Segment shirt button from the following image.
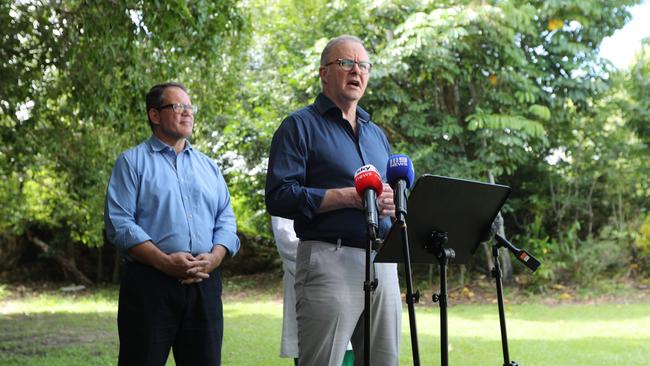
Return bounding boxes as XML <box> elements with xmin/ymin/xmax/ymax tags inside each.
<box><xmin>188</xmin><ymin>214</ymin><xmax>193</xmax><ymax>219</ymax></box>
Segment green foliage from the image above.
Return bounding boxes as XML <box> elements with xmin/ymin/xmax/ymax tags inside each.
<box><xmin>1</xmin><ymin>1</ymin><xmax>249</xmax><ymax>257</ymax></box>
<box><xmin>625</xmin><ymin>38</ymin><xmax>650</xmax><ymax>144</ymax></box>
<box><xmin>1</xmin><ymin>0</ymin><xmax>648</xmax><ymax>284</ymax></box>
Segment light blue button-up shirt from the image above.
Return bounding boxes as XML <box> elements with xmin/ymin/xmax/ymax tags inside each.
<box><xmin>105</xmin><ymin>135</ymin><xmax>240</xmax><ymax>257</ymax></box>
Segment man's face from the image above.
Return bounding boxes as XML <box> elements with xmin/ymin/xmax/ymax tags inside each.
<box><xmin>320</xmin><ymin>41</ymin><xmax>370</xmax><ymax>106</ymax></box>
<box><xmin>149</xmin><ymin>87</ymin><xmax>194</xmax><ymax>142</ymax></box>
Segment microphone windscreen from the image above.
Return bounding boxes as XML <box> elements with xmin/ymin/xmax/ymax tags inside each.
<box><xmin>354</xmin><ymin>165</ymin><xmax>383</xmax><ymax>197</ymax></box>
<box><xmin>386</xmin><ymin>154</ymin><xmax>415</xmax><ymax>188</ymax></box>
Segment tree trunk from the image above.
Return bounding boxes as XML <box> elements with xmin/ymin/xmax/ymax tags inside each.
<box><xmin>26</xmin><ymin>231</ymin><xmax>93</xmax><ymax>286</ymax></box>
<box><xmin>112</xmin><ymin>250</ymin><xmax>122</xmax><ymax>284</ymax></box>
<box><xmin>482</xmin><ymin>241</ymin><xmax>494</xmax><ymax>272</ymax></box>
<box><xmin>487</xmin><ymin>173</ymin><xmax>513</xmax><ymax>283</ymax></box>
<box><xmin>496</xmin><ymin>213</ymin><xmax>514</xmax><ymax>283</ymax></box>
<box><xmin>96</xmin><ymin>246</ymin><xmax>103</xmax><ymax>283</ymax></box>
<box><xmin>459</xmin><ymin>265</ymin><xmax>466</xmax><ymax>288</ymax></box>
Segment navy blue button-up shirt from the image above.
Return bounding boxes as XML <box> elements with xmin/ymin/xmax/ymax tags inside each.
<box><xmin>265</xmin><ymin>93</ymin><xmax>392</xmax><ymax>245</ymax></box>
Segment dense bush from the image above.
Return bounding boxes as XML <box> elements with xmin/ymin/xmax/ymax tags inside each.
<box><xmin>1</xmin><ymin>0</ymin><xmax>647</xmax><ymax>286</ymax></box>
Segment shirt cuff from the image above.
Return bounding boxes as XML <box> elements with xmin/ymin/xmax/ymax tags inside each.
<box><xmin>213</xmin><ymin>231</ymin><xmax>241</xmax><ymax>256</ymax></box>
<box><xmin>303</xmin><ymin>187</ymin><xmax>327</xmax><ymax>220</ymax></box>
<box><xmin>112</xmin><ymin>226</ymin><xmax>152</xmax><ymax>252</ymax></box>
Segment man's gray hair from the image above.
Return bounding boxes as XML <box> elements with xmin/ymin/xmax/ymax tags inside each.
<box><xmin>320</xmin><ymin>35</ymin><xmax>365</xmax><ymax>66</ymax></box>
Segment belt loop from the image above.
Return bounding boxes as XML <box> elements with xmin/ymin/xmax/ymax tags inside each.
<box><xmin>336</xmin><ymin>238</ymin><xmax>342</xmax><ymax>250</ymax></box>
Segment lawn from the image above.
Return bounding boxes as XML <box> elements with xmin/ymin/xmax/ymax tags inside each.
<box><xmin>0</xmin><ymin>282</ymin><xmax>649</xmax><ymax>365</ymax></box>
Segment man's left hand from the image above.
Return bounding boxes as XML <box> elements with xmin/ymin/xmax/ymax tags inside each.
<box><xmin>180</xmin><ymin>245</ymin><xmax>228</xmax><ymax>284</ymax></box>
<box><xmin>378</xmin><ymin>183</ymin><xmax>395</xmax><ymax>217</ymax></box>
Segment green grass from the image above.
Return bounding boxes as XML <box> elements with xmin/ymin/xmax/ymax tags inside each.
<box><xmin>1</xmin><ymin>285</ymin><xmax>649</xmax><ymax>365</ymax></box>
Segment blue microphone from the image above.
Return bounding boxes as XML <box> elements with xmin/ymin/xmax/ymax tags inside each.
<box><xmin>386</xmin><ymin>154</ymin><xmax>415</xmax><ymax>219</ymax></box>
<box><xmin>387</xmin><ymin>154</ymin><xmax>415</xmax><ymax>189</ymax></box>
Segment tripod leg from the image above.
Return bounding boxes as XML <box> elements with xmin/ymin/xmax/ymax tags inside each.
<box><xmin>364</xmin><ymin>242</ymin><xmax>372</xmax><ymax>366</ymax></box>
<box><xmin>492</xmin><ymin>245</ymin><xmax>515</xmax><ymax>366</ymax></box>
<box><xmin>432</xmin><ymin>248</ymin><xmax>452</xmax><ymax>366</ymax></box>
<box><xmin>400</xmin><ymin>221</ymin><xmax>421</xmax><ymax>366</ymax></box>
<box><xmin>363</xmin><ymin>228</ymin><xmax>378</xmax><ymax>366</ymax></box>
<box><xmin>440</xmin><ymin>259</ymin><xmax>448</xmax><ymax>366</ymax></box>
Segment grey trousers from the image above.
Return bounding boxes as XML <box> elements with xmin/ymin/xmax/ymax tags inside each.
<box><xmin>295</xmin><ymin>240</ymin><xmax>402</xmax><ymax>366</ymax></box>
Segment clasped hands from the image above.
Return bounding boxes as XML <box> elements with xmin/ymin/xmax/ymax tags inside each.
<box><xmin>164</xmin><ymin>246</ymin><xmax>226</xmax><ymax>285</ymax></box>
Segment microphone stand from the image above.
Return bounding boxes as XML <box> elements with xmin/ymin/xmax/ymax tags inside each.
<box><xmin>491</xmin><ymin>238</ymin><xmax>518</xmax><ymax>366</ymax></box>
<box><xmin>394</xmin><ymin>180</ymin><xmax>421</xmax><ymax>366</ymax></box>
<box><xmin>364</xmin><ymin>225</ymin><xmax>378</xmax><ymax>366</ymax></box>
<box><xmin>427</xmin><ymin>231</ymin><xmax>453</xmax><ymax>366</ymax></box>
<box><xmin>491</xmin><ymin>233</ymin><xmax>540</xmax><ymax>366</ymax></box>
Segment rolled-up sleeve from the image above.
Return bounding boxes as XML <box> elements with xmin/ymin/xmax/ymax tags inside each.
<box><xmin>265</xmin><ymin>116</ymin><xmax>326</xmax><ymax>221</ymax></box>
<box><xmin>211</xmin><ymin>168</ymin><xmax>240</xmax><ymax>256</ymax></box>
<box><xmin>104</xmin><ymin>154</ymin><xmax>151</xmax><ymax>252</ymax></box>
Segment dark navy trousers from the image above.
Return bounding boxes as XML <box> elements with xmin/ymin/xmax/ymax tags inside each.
<box><xmin>117</xmin><ymin>261</ymin><xmax>223</xmax><ymax>366</ymax></box>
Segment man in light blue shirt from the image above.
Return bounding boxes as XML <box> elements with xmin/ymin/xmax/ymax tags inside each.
<box><xmin>105</xmin><ymin>82</ymin><xmax>239</xmax><ymax>366</ymax></box>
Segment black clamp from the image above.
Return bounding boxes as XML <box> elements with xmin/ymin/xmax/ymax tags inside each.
<box><xmin>406</xmin><ymin>290</ymin><xmax>421</xmax><ymax>304</ymax></box>
<box><xmin>364</xmin><ymin>279</ymin><xmax>378</xmax><ymax>292</ymax></box>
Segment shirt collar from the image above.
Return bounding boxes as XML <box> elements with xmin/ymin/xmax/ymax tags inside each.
<box><xmin>314</xmin><ymin>93</ymin><xmax>370</xmax><ymax>124</ymax></box>
<box><xmin>148</xmin><ymin>135</ymin><xmax>193</xmax><ymax>153</ymax></box>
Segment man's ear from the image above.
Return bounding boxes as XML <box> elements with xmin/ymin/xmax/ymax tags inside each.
<box><xmin>148</xmin><ymin>108</ymin><xmax>160</xmax><ymax>126</ymax></box>
<box><xmin>319</xmin><ymin>66</ymin><xmax>328</xmax><ymax>84</ymax></box>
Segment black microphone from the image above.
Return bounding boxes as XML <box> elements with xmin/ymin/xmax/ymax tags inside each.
<box><xmin>495</xmin><ymin>234</ymin><xmax>541</xmax><ymax>272</ymax></box>
<box><xmin>483</xmin><ymin>216</ymin><xmax>540</xmax><ymax>272</ymax></box>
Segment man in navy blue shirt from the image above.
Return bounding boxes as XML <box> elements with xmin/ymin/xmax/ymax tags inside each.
<box><xmin>105</xmin><ymin>82</ymin><xmax>239</xmax><ymax>366</ymax></box>
<box><xmin>266</xmin><ymin>35</ymin><xmax>402</xmax><ymax>366</ymax></box>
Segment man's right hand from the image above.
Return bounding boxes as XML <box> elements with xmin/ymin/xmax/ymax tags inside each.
<box><xmin>128</xmin><ymin>241</ymin><xmax>210</xmax><ymax>283</ymax></box>
<box><xmin>317</xmin><ymin>187</ymin><xmax>363</xmax><ymax>214</ymax></box>
<box><xmin>162</xmin><ymin>252</ymin><xmax>210</xmax><ymax>282</ymax></box>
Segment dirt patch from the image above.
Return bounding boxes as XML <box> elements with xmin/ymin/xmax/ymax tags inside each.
<box><xmin>0</xmin><ymin>317</ymin><xmax>115</xmax><ymax>357</ymax></box>
<box><xmin>3</xmin><ymin>273</ymin><xmax>650</xmax><ymax>306</ymax></box>
<box><xmin>412</xmin><ymin>275</ymin><xmax>650</xmax><ymax>307</ymax></box>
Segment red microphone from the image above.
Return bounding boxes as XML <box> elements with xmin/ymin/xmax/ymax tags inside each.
<box><xmin>354</xmin><ymin>165</ymin><xmax>383</xmax><ymax>235</ymax></box>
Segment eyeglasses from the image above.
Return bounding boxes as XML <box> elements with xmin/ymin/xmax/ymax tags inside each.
<box><xmin>324</xmin><ymin>58</ymin><xmax>372</xmax><ymax>74</ymax></box>
<box><xmin>157</xmin><ymin>103</ymin><xmax>199</xmax><ymax>114</ymax></box>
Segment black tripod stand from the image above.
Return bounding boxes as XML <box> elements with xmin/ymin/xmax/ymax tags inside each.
<box><xmin>363</xmin><ymin>226</ymin><xmax>378</xmax><ymax>366</ymax></box>
<box><xmin>490</xmin><ymin>233</ymin><xmax>541</xmax><ymax>366</ymax></box>
<box><xmin>427</xmin><ymin>231</ymin><xmax>453</xmax><ymax>366</ymax></box>
<box><xmin>376</xmin><ymin>174</ymin><xmax>512</xmax><ymax>366</ymax></box>
<box><xmin>394</xmin><ymin>179</ymin><xmax>421</xmax><ymax>366</ymax></box>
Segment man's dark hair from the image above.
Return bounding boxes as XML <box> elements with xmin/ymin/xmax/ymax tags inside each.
<box><xmin>145</xmin><ymin>82</ymin><xmax>188</xmax><ymax>127</ymax></box>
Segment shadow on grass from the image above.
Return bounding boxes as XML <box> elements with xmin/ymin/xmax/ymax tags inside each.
<box><xmin>1</xmin><ymin>304</ymin><xmax>649</xmax><ymax>366</ymax></box>
<box><xmin>0</xmin><ymin>312</ymin><xmax>118</xmax><ymax>366</ymax></box>
<box><xmin>426</xmin><ymin>302</ymin><xmax>650</xmax><ymax>323</ymax></box>
<box><xmin>224</xmin><ymin>306</ymin><xmax>650</xmax><ymax>366</ymax></box>
<box><xmin>404</xmin><ymin>333</ymin><xmax>650</xmax><ymax>366</ymax></box>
